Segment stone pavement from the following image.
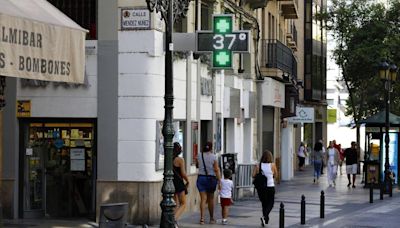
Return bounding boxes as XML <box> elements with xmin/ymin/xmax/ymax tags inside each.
<box><xmin>2</xmin><ymin>166</ymin><xmax>399</xmax><ymax>227</ymax></box>
<box><xmin>177</xmin><ymin>166</ymin><xmax>400</xmax><ymax>228</ymax></box>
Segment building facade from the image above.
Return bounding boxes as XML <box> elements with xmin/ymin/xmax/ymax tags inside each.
<box><xmin>0</xmin><ymin>0</ymin><xmax>327</xmax><ymax>225</ymax></box>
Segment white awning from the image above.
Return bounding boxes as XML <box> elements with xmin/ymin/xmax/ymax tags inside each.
<box><xmin>0</xmin><ymin>0</ymin><xmax>87</xmax><ymax>83</ymax></box>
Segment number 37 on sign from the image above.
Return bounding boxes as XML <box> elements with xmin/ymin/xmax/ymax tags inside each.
<box><xmin>196</xmin><ymin>14</ymin><xmax>250</xmax><ymax>69</ymax></box>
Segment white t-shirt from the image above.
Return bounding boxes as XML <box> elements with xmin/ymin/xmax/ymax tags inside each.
<box><xmin>298</xmin><ymin>146</ymin><xmax>306</xmax><ymax>157</ymax></box>
<box><xmin>219</xmin><ymin>178</ymin><xmax>233</xmax><ymax>198</ymax></box>
<box><xmin>261</xmin><ymin>163</ymin><xmax>275</xmax><ymax>187</ymax></box>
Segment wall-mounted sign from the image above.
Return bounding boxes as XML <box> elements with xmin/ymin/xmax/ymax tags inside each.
<box><xmin>121</xmin><ymin>8</ymin><xmax>151</xmax><ymax>30</ymax></box>
<box><xmin>17</xmin><ymin>100</ymin><xmax>31</xmax><ymax>117</ymax></box>
<box><xmin>327</xmin><ymin>109</ymin><xmax>337</xmax><ymax>123</ymax></box>
<box><xmin>261</xmin><ymin>77</ymin><xmax>285</xmax><ymax>108</ymax></box>
<box><xmin>287</xmin><ymin>106</ymin><xmax>315</xmax><ymax>123</ymax></box>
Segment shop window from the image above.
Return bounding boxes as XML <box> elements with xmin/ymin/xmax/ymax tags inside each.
<box><xmin>156</xmin><ymin>120</ymin><xmax>186</xmax><ymax>170</ymax></box>
<box><xmin>201</xmin><ymin>1</ymin><xmax>213</xmax><ymax>30</ymax></box>
<box><xmin>48</xmin><ymin>0</ymin><xmax>97</xmax><ymax>40</ymax></box>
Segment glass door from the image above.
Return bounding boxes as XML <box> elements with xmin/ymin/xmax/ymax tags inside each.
<box><xmin>23</xmin><ymin>144</ymin><xmax>45</xmax><ymax>218</ymax></box>
<box><xmin>23</xmin><ymin>121</ymin><xmax>96</xmax><ymax>219</ymax></box>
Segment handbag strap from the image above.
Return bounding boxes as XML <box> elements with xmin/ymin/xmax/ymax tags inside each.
<box><xmin>201</xmin><ymin>152</ymin><xmax>208</xmax><ymax>176</ymax></box>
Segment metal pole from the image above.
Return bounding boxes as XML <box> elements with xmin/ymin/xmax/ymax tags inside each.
<box><xmin>380</xmin><ymin>181</ymin><xmax>383</xmax><ymax>200</ymax></box>
<box><xmin>160</xmin><ymin>1</ymin><xmax>176</xmax><ymax>227</ymax></box>
<box><xmin>370</xmin><ymin>183</ymin><xmax>373</xmax><ymax>203</ymax></box>
<box><xmin>300</xmin><ymin>195</ymin><xmax>305</xmax><ymax>225</ymax></box>
<box><xmin>384</xmin><ymin>80</ymin><xmax>390</xmax><ymax>196</ymax></box>
<box><xmin>279</xmin><ymin>202</ymin><xmax>285</xmax><ymax>228</ymax></box>
<box><xmin>320</xmin><ymin>191</ymin><xmax>325</xmax><ymax>218</ymax></box>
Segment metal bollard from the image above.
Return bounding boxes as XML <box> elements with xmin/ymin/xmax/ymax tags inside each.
<box><xmin>369</xmin><ymin>184</ymin><xmax>373</xmax><ymax>203</ymax></box>
<box><xmin>301</xmin><ymin>195</ymin><xmax>306</xmax><ymax>225</ymax></box>
<box><xmin>279</xmin><ymin>202</ymin><xmax>285</xmax><ymax>228</ymax></box>
<box><xmin>320</xmin><ymin>191</ymin><xmax>325</xmax><ymax>218</ymax></box>
<box><xmin>380</xmin><ymin>182</ymin><xmax>383</xmax><ymax>200</ymax></box>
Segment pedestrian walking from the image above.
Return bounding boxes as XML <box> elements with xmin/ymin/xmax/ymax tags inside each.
<box><xmin>326</xmin><ymin>141</ymin><xmax>340</xmax><ymax>187</ymax></box>
<box><xmin>312</xmin><ymin>141</ymin><xmax>324</xmax><ymax>183</ymax></box>
<box><xmin>320</xmin><ymin>139</ymin><xmax>326</xmax><ymax>175</ymax></box>
<box><xmin>297</xmin><ymin>142</ymin><xmax>307</xmax><ymax>171</ymax></box>
<box><xmin>344</xmin><ymin>141</ymin><xmax>358</xmax><ymax>188</ymax></box>
<box><xmin>196</xmin><ymin>142</ymin><xmax>221</xmax><ymax>225</ymax></box>
<box><xmin>172</xmin><ymin>142</ymin><xmax>189</xmax><ymax>227</ymax></box>
<box><xmin>252</xmin><ymin>150</ymin><xmax>278</xmax><ymax>227</ymax></box>
<box><xmin>219</xmin><ymin>169</ymin><xmax>234</xmax><ymax>225</ymax></box>
<box><xmin>339</xmin><ymin>145</ymin><xmax>345</xmax><ymax>174</ymax></box>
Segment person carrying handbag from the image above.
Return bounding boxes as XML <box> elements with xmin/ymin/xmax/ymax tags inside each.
<box><xmin>196</xmin><ymin>142</ymin><xmax>221</xmax><ymax>225</ymax></box>
<box><xmin>252</xmin><ymin>150</ymin><xmax>278</xmax><ymax>227</ymax></box>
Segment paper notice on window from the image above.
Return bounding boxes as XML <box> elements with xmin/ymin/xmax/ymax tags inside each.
<box><xmin>71</xmin><ymin>159</ymin><xmax>85</xmax><ymax>171</ymax></box>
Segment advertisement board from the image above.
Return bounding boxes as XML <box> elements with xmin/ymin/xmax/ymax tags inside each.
<box><xmin>381</xmin><ymin>133</ymin><xmax>398</xmax><ymax>184</ymax></box>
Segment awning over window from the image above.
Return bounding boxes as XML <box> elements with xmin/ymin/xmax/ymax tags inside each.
<box><xmin>0</xmin><ymin>0</ymin><xmax>87</xmax><ymax>83</ymax></box>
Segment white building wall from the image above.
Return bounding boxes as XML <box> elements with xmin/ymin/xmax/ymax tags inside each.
<box><xmin>117</xmin><ymin>30</ymin><xmax>165</xmax><ymax>181</ymax></box>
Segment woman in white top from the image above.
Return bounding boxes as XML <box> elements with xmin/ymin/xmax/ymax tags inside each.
<box><xmin>326</xmin><ymin>141</ymin><xmax>340</xmax><ymax>187</ymax></box>
<box><xmin>252</xmin><ymin>150</ymin><xmax>278</xmax><ymax>227</ymax></box>
<box><xmin>297</xmin><ymin>142</ymin><xmax>307</xmax><ymax>171</ymax></box>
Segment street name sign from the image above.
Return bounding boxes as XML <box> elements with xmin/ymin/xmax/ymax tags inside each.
<box><xmin>196</xmin><ymin>14</ymin><xmax>250</xmax><ymax>69</ymax></box>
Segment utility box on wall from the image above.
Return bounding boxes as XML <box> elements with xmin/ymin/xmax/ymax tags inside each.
<box><xmin>221</xmin><ymin>153</ymin><xmax>237</xmax><ymax>174</ymax></box>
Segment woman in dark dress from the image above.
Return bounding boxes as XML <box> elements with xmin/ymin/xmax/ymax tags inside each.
<box><xmin>173</xmin><ymin>142</ymin><xmax>189</xmax><ymax>226</ymax></box>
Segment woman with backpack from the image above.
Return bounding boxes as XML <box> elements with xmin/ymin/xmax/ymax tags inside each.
<box><xmin>252</xmin><ymin>150</ymin><xmax>278</xmax><ymax>227</ymax></box>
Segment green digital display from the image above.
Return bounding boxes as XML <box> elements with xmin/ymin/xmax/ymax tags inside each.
<box><xmin>196</xmin><ymin>14</ymin><xmax>250</xmax><ymax>69</ymax></box>
<box><xmin>213</xmin><ymin>51</ymin><xmax>232</xmax><ymax>68</ymax></box>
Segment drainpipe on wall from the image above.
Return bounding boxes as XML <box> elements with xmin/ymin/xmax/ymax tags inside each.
<box><xmin>186</xmin><ymin>52</ymin><xmax>193</xmax><ymax>171</ymax></box>
<box><xmin>212</xmin><ymin>70</ymin><xmax>217</xmax><ymax>154</ymax></box>
<box><xmin>256</xmin><ymin>80</ymin><xmax>263</xmax><ymax>160</ymax></box>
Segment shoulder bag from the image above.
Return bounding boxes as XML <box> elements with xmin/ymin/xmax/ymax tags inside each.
<box><xmin>253</xmin><ymin>162</ymin><xmax>268</xmax><ymax>189</ymax></box>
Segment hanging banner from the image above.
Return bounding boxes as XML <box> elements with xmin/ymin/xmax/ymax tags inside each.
<box><xmin>0</xmin><ymin>0</ymin><xmax>86</xmax><ymax>83</ymax></box>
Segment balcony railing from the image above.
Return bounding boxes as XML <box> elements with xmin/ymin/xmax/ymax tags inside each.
<box><xmin>262</xmin><ymin>39</ymin><xmax>297</xmax><ymax>80</ymax></box>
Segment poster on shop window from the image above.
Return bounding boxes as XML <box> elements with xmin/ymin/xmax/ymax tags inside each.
<box><xmin>381</xmin><ymin>133</ymin><xmax>398</xmax><ymax>184</ymax></box>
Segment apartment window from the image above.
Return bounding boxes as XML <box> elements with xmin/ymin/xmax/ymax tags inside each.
<box><xmin>201</xmin><ymin>1</ymin><xmax>213</xmax><ymax>30</ymax></box>
<box><xmin>48</xmin><ymin>0</ymin><xmax>97</xmax><ymax>40</ymax></box>
<box><xmin>174</xmin><ymin>18</ymin><xmax>188</xmax><ymax>32</ymax></box>
<box><xmin>327</xmin><ymin>99</ymin><xmax>334</xmax><ymax>106</ymax></box>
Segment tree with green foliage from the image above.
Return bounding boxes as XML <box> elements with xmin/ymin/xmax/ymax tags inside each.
<box><xmin>325</xmin><ymin>0</ymin><xmax>400</xmax><ymax>155</ymax></box>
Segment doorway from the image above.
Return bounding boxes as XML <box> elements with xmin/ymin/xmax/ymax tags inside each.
<box><xmin>20</xmin><ymin>120</ymin><xmax>96</xmax><ymax>219</ymax></box>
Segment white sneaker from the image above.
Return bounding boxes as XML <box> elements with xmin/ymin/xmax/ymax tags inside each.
<box><xmin>222</xmin><ymin>219</ymin><xmax>228</xmax><ymax>225</ymax></box>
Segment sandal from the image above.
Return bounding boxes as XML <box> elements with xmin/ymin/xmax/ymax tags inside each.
<box><xmin>210</xmin><ymin>218</ymin><xmax>216</xmax><ymax>224</ymax></box>
<box><xmin>200</xmin><ymin>218</ymin><xmax>205</xmax><ymax>225</ymax></box>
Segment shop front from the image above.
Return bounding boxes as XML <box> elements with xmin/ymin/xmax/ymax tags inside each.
<box><xmin>19</xmin><ymin>119</ymin><xmax>96</xmax><ymax>219</ymax></box>
<box><xmin>0</xmin><ymin>0</ymin><xmax>87</xmax><ymax>219</ymax></box>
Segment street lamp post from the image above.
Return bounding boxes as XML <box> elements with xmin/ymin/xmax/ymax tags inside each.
<box><xmin>378</xmin><ymin>60</ymin><xmax>398</xmax><ymax>197</ymax></box>
<box><xmin>145</xmin><ymin>0</ymin><xmax>191</xmax><ymax>227</ymax></box>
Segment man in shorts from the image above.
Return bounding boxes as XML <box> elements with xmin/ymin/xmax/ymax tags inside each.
<box><xmin>344</xmin><ymin>141</ymin><xmax>358</xmax><ymax>188</ymax></box>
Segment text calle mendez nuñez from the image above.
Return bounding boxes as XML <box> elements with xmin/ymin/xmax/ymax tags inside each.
<box><xmin>0</xmin><ymin>26</ymin><xmax>71</xmax><ymax>76</ymax></box>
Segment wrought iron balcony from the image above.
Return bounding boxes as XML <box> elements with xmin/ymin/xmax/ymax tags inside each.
<box><xmin>262</xmin><ymin>39</ymin><xmax>297</xmax><ymax>80</ymax></box>
<box><xmin>244</xmin><ymin>0</ymin><xmax>269</xmax><ymax>9</ymax></box>
<box><xmin>278</xmin><ymin>0</ymin><xmax>298</xmax><ymax>19</ymax></box>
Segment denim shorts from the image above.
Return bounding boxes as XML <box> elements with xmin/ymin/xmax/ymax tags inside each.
<box><xmin>196</xmin><ymin>175</ymin><xmax>217</xmax><ymax>193</ymax></box>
